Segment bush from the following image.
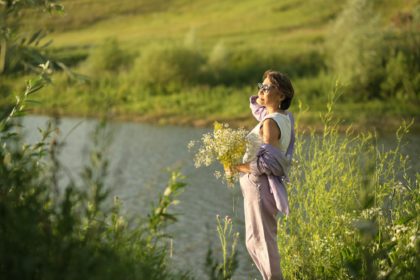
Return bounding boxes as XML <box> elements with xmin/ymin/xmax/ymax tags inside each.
<box><xmin>381</xmin><ymin>6</ymin><xmax>420</xmax><ymax>101</ymax></box>
<box><xmin>204</xmin><ymin>45</ymin><xmax>326</xmax><ymax>86</ymax></box>
<box><xmin>133</xmin><ymin>43</ymin><xmax>205</xmax><ymax>91</ymax></box>
<box><xmin>381</xmin><ymin>51</ymin><xmax>418</xmax><ymax>100</ymax></box>
<box><xmin>327</xmin><ymin>1</ymin><xmax>420</xmax><ymax>102</ymax></box>
<box><xmin>293</xmin><ymin>71</ymin><xmax>334</xmax><ymax>103</ymax></box>
<box><xmin>326</xmin><ymin>0</ymin><xmax>386</xmax><ymax>100</ymax></box>
<box><xmin>85</xmin><ymin>38</ymin><xmax>133</xmax><ymax>76</ymax></box>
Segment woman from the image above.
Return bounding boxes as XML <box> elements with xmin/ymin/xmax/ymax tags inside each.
<box><xmin>233</xmin><ymin>70</ymin><xmax>295</xmax><ymax>280</ymax></box>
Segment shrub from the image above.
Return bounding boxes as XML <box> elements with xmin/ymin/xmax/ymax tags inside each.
<box><xmin>381</xmin><ymin>5</ymin><xmax>420</xmax><ymax>101</ymax></box>
<box><xmin>381</xmin><ymin>51</ymin><xmax>417</xmax><ymax>100</ymax></box>
<box><xmin>204</xmin><ymin>45</ymin><xmax>326</xmax><ymax>86</ymax></box>
<box><xmin>293</xmin><ymin>71</ymin><xmax>334</xmax><ymax>103</ymax></box>
<box><xmin>133</xmin><ymin>43</ymin><xmax>205</xmax><ymax>91</ymax></box>
<box><xmin>326</xmin><ymin>0</ymin><xmax>386</xmax><ymax>100</ymax></box>
<box><xmin>85</xmin><ymin>38</ymin><xmax>133</xmax><ymax>76</ymax></box>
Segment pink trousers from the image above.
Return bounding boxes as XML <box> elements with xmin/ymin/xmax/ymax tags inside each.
<box><xmin>240</xmin><ymin>173</ymin><xmax>283</xmax><ymax>280</ymax></box>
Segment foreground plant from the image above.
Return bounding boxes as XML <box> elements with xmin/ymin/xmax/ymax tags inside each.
<box><xmin>277</xmin><ymin>89</ymin><xmax>419</xmax><ymax>279</ymax></box>
<box><xmin>205</xmin><ymin>215</ymin><xmax>239</xmax><ymax>280</ymax></box>
<box><xmin>0</xmin><ymin>67</ymin><xmax>192</xmax><ymax>279</ymax></box>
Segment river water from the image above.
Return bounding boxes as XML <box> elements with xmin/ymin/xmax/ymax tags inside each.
<box><xmin>22</xmin><ymin>115</ymin><xmax>419</xmax><ymax>279</ymax></box>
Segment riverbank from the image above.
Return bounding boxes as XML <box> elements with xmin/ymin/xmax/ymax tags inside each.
<box><xmin>4</xmin><ymin>72</ymin><xmax>418</xmax><ymax>135</ymax></box>
<box><xmin>28</xmin><ymin>107</ymin><xmax>420</xmax><ymax>135</ymax></box>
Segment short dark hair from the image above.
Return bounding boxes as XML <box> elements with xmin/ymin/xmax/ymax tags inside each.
<box><xmin>263</xmin><ymin>70</ymin><xmax>294</xmax><ymax>110</ymax></box>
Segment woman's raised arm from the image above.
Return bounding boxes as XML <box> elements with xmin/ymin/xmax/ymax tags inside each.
<box><xmin>249</xmin><ymin>96</ymin><xmax>267</xmax><ymax>121</ymax></box>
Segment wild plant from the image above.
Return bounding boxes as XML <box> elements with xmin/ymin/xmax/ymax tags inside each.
<box><xmin>277</xmin><ymin>88</ymin><xmax>419</xmax><ymax>279</ymax></box>
<box><xmin>205</xmin><ymin>215</ymin><xmax>239</xmax><ymax>280</ymax></box>
<box><xmin>188</xmin><ymin>121</ymin><xmax>248</xmax><ymax>186</ymax></box>
<box><xmin>0</xmin><ymin>65</ymin><xmax>192</xmax><ymax>279</ymax></box>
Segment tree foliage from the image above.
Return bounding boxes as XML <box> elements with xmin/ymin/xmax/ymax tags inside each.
<box><xmin>0</xmin><ymin>0</ymin><xmax>63</xmax><ymax>74</ymax></box>
<box><xmin>327</xmin><ymin>0</ymin><xmax>385</xmax><ymax>100</ymax></box>
<box><xmin>327</xmin><ymin>0</ymin><xmax>420</xmax><ymax>101</ymax></box>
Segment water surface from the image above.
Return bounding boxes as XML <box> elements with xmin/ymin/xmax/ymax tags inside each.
<box><xmin>22</xmin><ymin>115</ymin><xmax>419</xmax><ymax>279</ymax></box>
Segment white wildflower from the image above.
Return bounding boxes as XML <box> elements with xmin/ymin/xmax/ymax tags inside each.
<box><xmin>187</xmin><ymin>140</ymin><xmax>196</xmax><ymax>150</ymax></box>
<box><xmin>393</xmin><ymin>181</ymin><xmax>407</xmax><ymax>193</ymax></box>
<box><xmin>188</xmin><ymin>121</ymin><xmax>249</xmax><ymax>186</ymax></box>
<box><xmin>409</xmin><ymin>234</ymin><xmax>417</xmax><ymax>248</ymax></box>
<box><xmin>204</xmin><ymin>155</ymin><xmax>212</xmax><ymax>166</ymax></box>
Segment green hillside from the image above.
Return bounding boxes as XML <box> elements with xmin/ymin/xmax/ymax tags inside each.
<box><xmin>29</xmin><ymin>0</ymin><xmax>413</xmax><ymax>51</ymax></box>
<box><xmin>4</xmin><ymin>0</ymin><xmax>419</xmax><ymax>131</ymax></box>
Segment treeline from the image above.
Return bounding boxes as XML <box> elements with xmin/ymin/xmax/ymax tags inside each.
<box><xmin>327</xmin><ymin>0</ymin><xmax>420</xmax><ymax>101</ymax></box>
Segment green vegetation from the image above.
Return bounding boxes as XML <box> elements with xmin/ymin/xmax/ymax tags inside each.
<box><xmin>1</xmin><ymin>1</ymin><xmax>419</xmax><ymax>278</ymax></box>
<box><xmin>0</xmin><ymin>71</ymin><xmax>192</xmax><ymax>279</ymax></box>
<box><xmin>1</xmin><ymin>3</ymin><xmax>193</xmax><ymax>279</ymax></box>
<box><xmin>205</xmin><ymin>215</ymin><xmax>239</xmax><ymax>280</ymax></box>
<box><xmin>277</xmin><ymin>92</ymin><xmax>419</xmax><ymax>279</ymax></box>
<box><xmin>0</xmin><ymin>0</ymin><xmax>418</xmax><ymax>131</ymax></box>
<box><xmin>2</xmin><ymin>70</ymin><xmax>418</xmax><ymax>279</ymax></box>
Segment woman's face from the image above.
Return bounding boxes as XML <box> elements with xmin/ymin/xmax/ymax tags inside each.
<box><xmin>257</xmin><ymin>77</ymin><xmax>284</xmax><ymax>108</ymax></box>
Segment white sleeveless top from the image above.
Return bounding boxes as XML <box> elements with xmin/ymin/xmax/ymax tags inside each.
<box><xmin>242</xmin><ymin>112</ymin><xmax>291</xmax><ymax>163</ymax></box>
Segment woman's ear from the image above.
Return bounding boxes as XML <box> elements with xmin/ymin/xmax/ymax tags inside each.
<box><xmin>278</xmin><ymin>92</ymin><xmax>285</xmax><ymax>102</ymax></box>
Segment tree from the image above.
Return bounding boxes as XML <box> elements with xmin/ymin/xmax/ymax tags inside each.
<box><xmin>326</xmin><ymin>0</ymin><xmax>385</xmax><ymax>100</ymax></box>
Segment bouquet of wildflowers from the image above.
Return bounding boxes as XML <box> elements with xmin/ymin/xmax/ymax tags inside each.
<box><xmin>188</xmin><ymin>122</ymin><xmax>248</xmax><ymax>187</ymax></box>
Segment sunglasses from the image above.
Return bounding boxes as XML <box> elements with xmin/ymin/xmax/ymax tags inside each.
<box><xmin>257</xmin><ymin>83</ymin><xmax>276</xmax><ymax>93</ymax></box>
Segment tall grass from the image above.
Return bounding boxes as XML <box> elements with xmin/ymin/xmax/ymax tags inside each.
<box><xmin>277</xmin><ymin>88</ymin><xmax>419</xmax><ymax>279</ymax></box>
<box><xmin>205</xmin><ymin>215</ymin><xmax>239</xmax><ymax>280</ymax></box>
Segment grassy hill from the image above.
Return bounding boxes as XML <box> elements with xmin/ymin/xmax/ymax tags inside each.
<box><xmin>7</xmin><ymin>0</ymin><xmax>419</xmax><ymax>131</ymax></box>
<box><xmin>28</xmin><ymin>0</ymin><xmax>414</xmax><ymax>51</ymax></box>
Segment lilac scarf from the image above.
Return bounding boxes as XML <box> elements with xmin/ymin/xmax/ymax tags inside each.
<box><xmin>248</xmin><ymin>96</ymin><xmax>295</xmax><ymax>215</ymax></box>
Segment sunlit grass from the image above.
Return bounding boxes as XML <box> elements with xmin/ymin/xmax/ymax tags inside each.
<box><xmin>277</xmin><ymin>92</ymin><xmax>419</xmax><ymax>279</ymax></box>
<box><xmin>30</xmin><ymin>0</ymin><xmax>346</xmax><ymax>51</ymax></box>
<box><xmin>36</xmin><ymin>0</ymin><xmax>415</xmax><ymax>52</ymax></box>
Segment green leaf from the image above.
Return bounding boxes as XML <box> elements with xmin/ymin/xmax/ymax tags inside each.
<box><xmin>26</xmin><ymin>99</ymin><xmax>42</xmax><ymax>104</ymax></box>
<box><xmin>26</xmin><ymin>83</ymin><xmax>44</xmax><ymax>95</ymax></box>
<box><xmin>28</xmin><ymin>30</ymin><xmax>43</xmax><ymax>45</ymax></box>
<box><xmin>159</xmin><ymin>213</ymin><xmax>177</xmax><ymax>222</ymax></box>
